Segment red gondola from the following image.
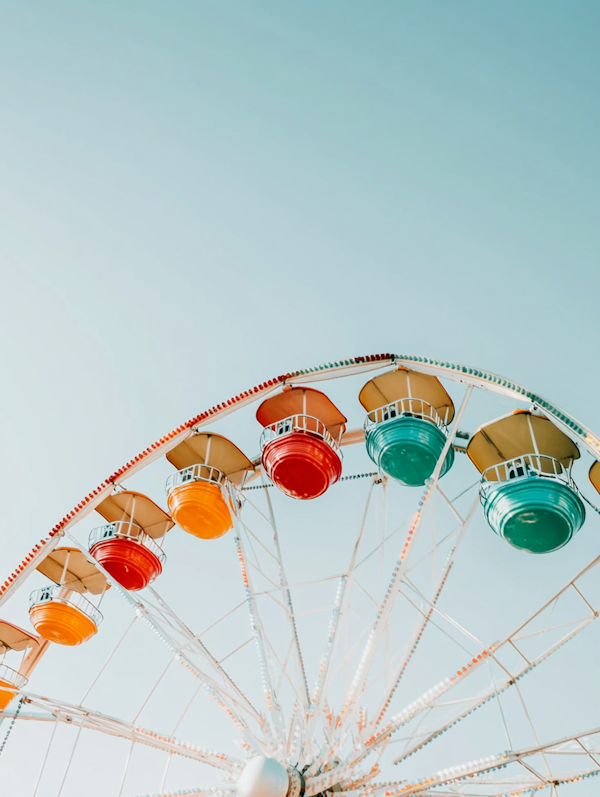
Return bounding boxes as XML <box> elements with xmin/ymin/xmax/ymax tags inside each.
<box><xmin>256</xmin><ymin>386</ymin><xmax>347</xmax><ymax>500</ymax></box>
<box><xmin>89</xmin><ymin>492</ymin><xmax>173</xmax><ymax>591</ymax></box>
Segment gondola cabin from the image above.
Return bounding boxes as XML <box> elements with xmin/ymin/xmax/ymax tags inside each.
<box><xmin>166</xmin><ymin>433</ymin><xmax>254</xmax><ymax>539</ymax></box>
<box><xmin>359</xmin><ymin>368</ymin><xmax>455</xmax><ymax>486</ymax></box>
<box><xmin>90</xmin><ymin>491</ymin><xmax>173</xmax><ymax>591</ymax></box>
<box><xmin>0</xmin><ymin>621</ymin><xmax>39</xmax><ymax>710</ymax></box>
<box><xmin>29</xmin><ymin>548</ymin><xmax>108</xmax><ymax>645</ymax></box>
<box><xmin>257</xmin><ymin>387</ymin><xmax>346</xmax><ymax>500</ymax></box>
<box><xmin>468</xmin><ymin>410</ymin><xmax>585</xmax><ymax>553</ymax></box>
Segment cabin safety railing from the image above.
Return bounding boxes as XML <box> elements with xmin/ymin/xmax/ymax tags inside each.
<box><xmin>0</xmin><ymin>664</ymin><xmax>27</xmax><ymax>691</ymax></box>
<box><xmin>481</xmin><ymin>454</ymin><xmax>576</xmax><ymax>492</ymax></box>
<box><xmin>165</xmin><ymin>464</ymin><xmax>228</xmax><ymax>497</ymax></box>
<box><xmin>260</xmin><ymin>414</ymin><xmax>342</xmax><ymax>455</ymax></box>
<box><xmin>29</xmin><ymin>585</ymin><xmax>104</xmax><ymax>627</ymax></box>
<box><xmin>89</xmin><ymin>522</ymin><xmax>166</xmax><ymax>563</ymax></box>
<box><xmin>365</xmin><ymin>398</ymin><xmax>448</xmax><ymax>434</ymax></box>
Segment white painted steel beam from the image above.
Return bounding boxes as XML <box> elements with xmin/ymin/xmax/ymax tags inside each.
<box><xmin>19</xmin><ymin>693</ymin><xmax>245</xmax><ymax>773</ymax></box>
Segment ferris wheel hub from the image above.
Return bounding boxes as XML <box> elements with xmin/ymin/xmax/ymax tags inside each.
<box><xmin>238</xmin><ymin>756</ymin><xmax>294</xmax><ymax>797</ymax></box>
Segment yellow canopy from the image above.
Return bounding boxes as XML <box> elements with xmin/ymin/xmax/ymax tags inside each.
<box><xmin>256</xmin><ymin>387</ymin><xmax>347</xmax><ymax>439</ymax></box>
<box><xmin>589</xmin><ymin>461</ymin><xmax>600</xmax><ymax>495</ymax></box>
<box><xmin>359</xmin><ymin>367</ymin><xmax>455</xmax><ymax>423</ymax></box>
<box><xmin>166</xmin><ymin>433</ymin><xmax>254</xmax><ymax>486</ymax></box>
<box><xmin>36</xmin><ymin>547</ymin><xmax>110</xmax><ymax>595</ymax></box>
<box><xmin>467</xmin><ymin>410</ymin><xmax>580</xmax><ymax>473</ymax></box>
<box><xmin>96</xmin><ymin>491</ymin><xmax>174</xmax><ymax>540</ymax></box>
<box><xmin>0</xmin><ymin>621</ymin><xmax>39</xmax><ymax>654</ymax></box>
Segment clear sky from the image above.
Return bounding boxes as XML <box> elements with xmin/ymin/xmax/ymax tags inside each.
<box><xmin>1</xmin><ymin>2</ymin><xmax>600</xmax><ymax>794</ymax></box>
<box><xmin>2</xmin><ymin>1</ymin><xmax>600</xmax><ymax>553</ymax></box>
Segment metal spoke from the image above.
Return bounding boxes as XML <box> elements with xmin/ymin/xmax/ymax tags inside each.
<box><xmin>306</xmin><ymin>477</ymin><xmax>377</xmax><ymax>742</ymax></box>
<box><xmin>129</xmin><ymin>791</ymin><xmax>235</xmax><ymax>797</ymax></box>
<box><xmin>329</xmin><ymin>725</ymin><xmax>600</xmax><ymax>796</ymax></box>
<box><xmin>232</xmin><ymin>503</ymin><xmax>285</xmax><ymax>745</ymax></box>
<box><xmin>66</xmin><ymin>533</ymin><xmax>266</xmax><ymax>751</ymax></box>
<box><xmin>386</xmin><ymin>552</ymin><xmax>600</xmax><ymax>764</ymax></box>
<box><xmin>261</xmin><ymin>478</ymin><xmax>311</xmax><ymax>708</ymax></box>
<box><xmin>334</xmin><ymin>388</ymin><xmax>473</xmax><ymax>748</ymax></box>
<box><xmin>370</xmin><ymin>495</ymin><xmax>479</xmax><ymax>729</ymax></box>
<box><xmin>18</xmin><ymin>693</ymin><xmax>245</xmax><ymax>773</ymax></box>
<box><xmin>317</xmin><ymin>550</ymin><xmax>600</xmax><ymax>782</ymax></box>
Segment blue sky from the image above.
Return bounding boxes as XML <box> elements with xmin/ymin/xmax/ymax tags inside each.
<box><xmin>2</xmin><ymin>1</ymin><xmax>598</xmax><ymax>557</ymax></box>
<box><xmin>1</xmin><ymin>2</ymin><xmax>599</xmax><ymax>793</ymax></box>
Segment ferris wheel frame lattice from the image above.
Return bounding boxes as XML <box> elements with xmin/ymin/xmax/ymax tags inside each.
<box><xmin>1</xmin><ymin>352</ymin><xmax>600</xmax><ymax>797</ymax></box>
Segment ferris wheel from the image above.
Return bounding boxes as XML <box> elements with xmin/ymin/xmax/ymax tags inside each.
<box><xmin>1</xmin><ymin>353</ymin><xmax>600</xmax><ymax>797</ymax></box>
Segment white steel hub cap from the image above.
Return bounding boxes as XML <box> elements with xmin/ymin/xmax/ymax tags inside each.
<box><xmin>238</xmin><ymin>757</ymin><xmax>290</xmax><ymax>797</ymax></box>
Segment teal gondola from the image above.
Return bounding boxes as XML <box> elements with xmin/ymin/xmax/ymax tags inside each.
<box><xmin>359</xmin><ymin>368</ymin><xmax>455</xmax><ymax>486</ymax></box>
<box><xmin>468</xmin><ymin>410</ymin><xmax>585</xmax><ymax>554</ymax></box>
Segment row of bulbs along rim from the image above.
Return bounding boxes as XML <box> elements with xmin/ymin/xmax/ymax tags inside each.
<box><xmin>2</xmin><ymin>366</ymin><xmax>599</xmax><ymax>712</ymax></box>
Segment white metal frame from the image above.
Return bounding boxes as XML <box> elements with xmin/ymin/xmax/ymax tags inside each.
<box><xmin>28</xmin><ymin>585</ymin><xmax>104</xmax><ymax>627</ymax></box>
<box><xmin>165</xmin><ymin>464</ymin><xmax>229</xmax><ymax>497</ymax></box>
<box><xmin>260</xmin><ymin>413</ymin><xmax>343</xmax><ymax>454</ymax></box>
<box><xmin>364</xmin><ymin>397</ymin><xmax>448</xmax><ymax>434</ymax></box>
<box><xmin>89</xmin><ymin>521</ymin><xmax>167</xmax><ymax>563</ymax></box>
<box><xmin>481</xmin><ymin>453</ymin><xmax>575</xmax><ymax>488</ymax></box>
<box><xmin>1</xmin><ymin>355</ymin><xmax>599</xmax><ymax>797</ymax></box>
<box><xmin>0</xmin><ymin>664</ymin><xmax>27</xmax><ymax>692</ymax></box>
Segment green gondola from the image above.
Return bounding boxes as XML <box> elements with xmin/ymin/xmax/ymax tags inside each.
<box><xmin>469</xmin><ymin>411</ymin><xmax>585</xmax><ymax>554</ymax></box>
<box><xmin>360</xmin><ymin>368</ymin><xmax>455</xmax><ymax>486</ymax></box>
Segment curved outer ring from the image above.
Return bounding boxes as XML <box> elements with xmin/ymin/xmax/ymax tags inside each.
<box><xmin>2</xmin><ymin>352</ymin><xmax>599</xmax><ymax>609</ymax></box>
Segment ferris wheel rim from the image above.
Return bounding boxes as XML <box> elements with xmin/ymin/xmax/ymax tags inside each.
<box><xmin>2</xmin><ymin>351</ymin><xmax>599</xmax><ymax>614</ymax></box>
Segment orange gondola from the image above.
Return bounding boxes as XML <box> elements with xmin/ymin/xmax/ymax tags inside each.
<box><xmin>29</xmin><ymin>548</ymin><xmax>108</xmax><ymax>646</ymax></box>
<box><xmin>256</xmin><ymin>387</ymin><xmax>347</xmax><ymax>500</ymax></box>
<box><xmin>166</xmin><ymin>433</ymin><xmax>254</xmax><ymax>539</ymax></box>
<box><xmin>0</xmin><ymin>621</ymin><xmax>39</xmax><ymax>711</ymax></box>
<box><xmin>589</xmin><ymin>461</ymin><xmax>600</xmax><ymax>498</ymax></box>
<box><xmin>90</xmin><ymin>492</ymin><xmax>173</xmax><ymax>591</ymax></box>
